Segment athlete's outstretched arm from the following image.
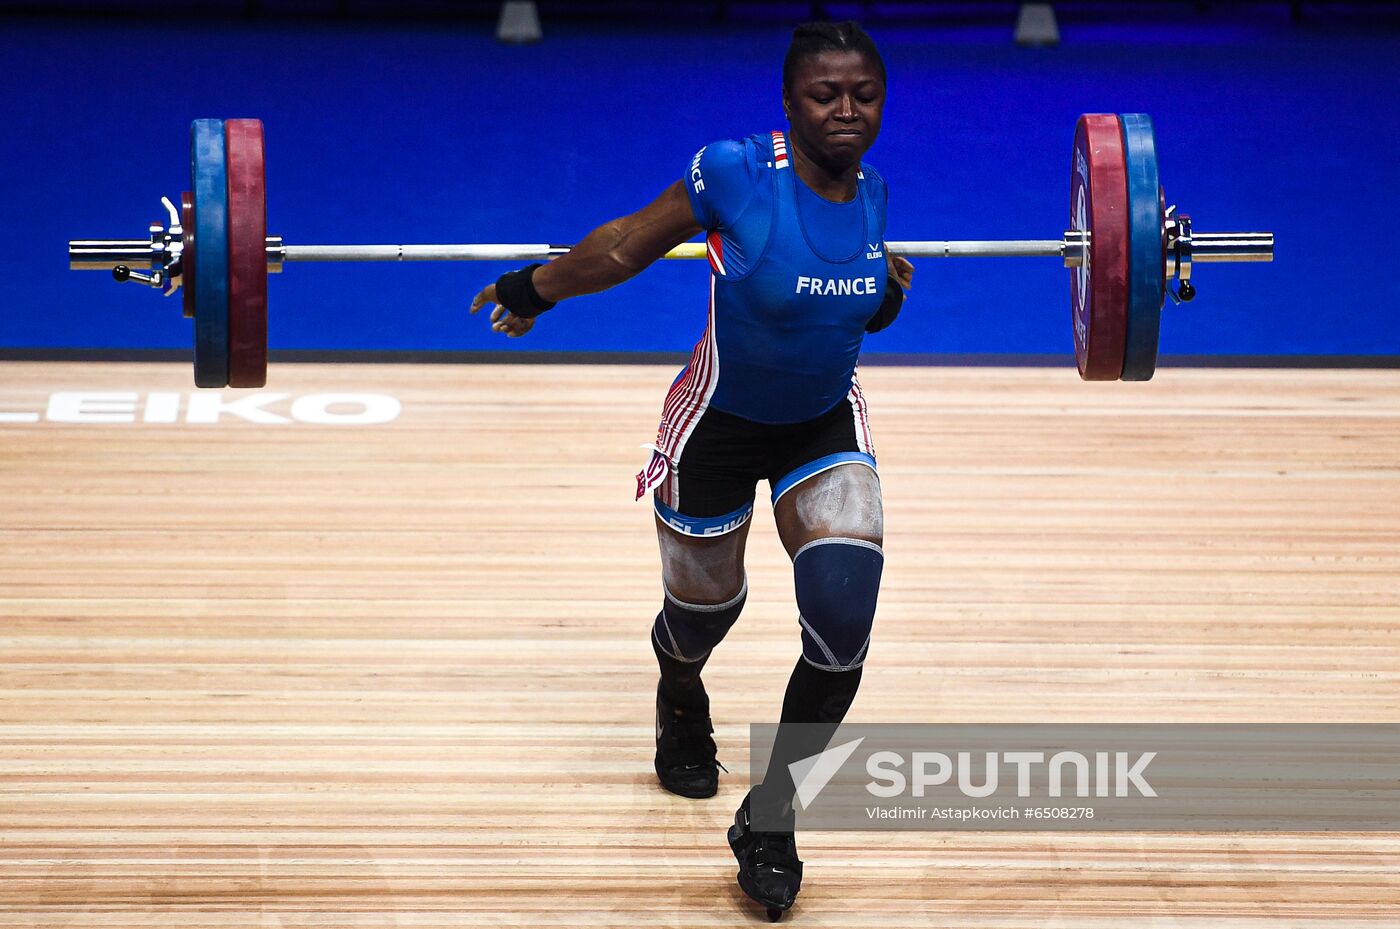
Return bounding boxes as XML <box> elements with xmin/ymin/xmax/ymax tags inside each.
<box><xmin>469</xmin><ymin>180</ymin><xmax>702</xmax><ymax>337</ymax></box>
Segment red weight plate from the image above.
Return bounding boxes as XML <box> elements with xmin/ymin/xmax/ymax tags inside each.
<box><xmin>1069</xmin><ymin>114</ymin><xmax>1129</xmax><ymax>380</ymax></box>
<box><xmin>225</xmin><ymin>118</ymin><xmax>268</xmax><ymax>388</ymax></box>
<box><xmin>181</xmin><ymin>191</ymin><xmax>195</xmax><ymax>319</ymax></box>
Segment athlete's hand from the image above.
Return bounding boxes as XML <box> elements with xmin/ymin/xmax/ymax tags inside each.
<box><xmin>469</xmin><ymin>283</ymin><xmax>536</xmax><ymax>338</ymax></box>
<box><xmin>488</xmin><ymin>305</ymin><xmax>535</xmax><ymax>338</ymax></box>
<box><xmin>889</xmin><ymin>254</ymin><xmax>914</xmax><ymax>291</ymax></box>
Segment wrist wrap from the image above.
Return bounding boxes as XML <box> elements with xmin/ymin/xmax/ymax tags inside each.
<box><xmin>866</xmin><ymin>275</ymin><xmax>905</xmax><ymax>333</ymax></box>
<box><xmin>494</xmin><ymin>264</ymin><xmax>557</xmax><ymax>318</ymax></box>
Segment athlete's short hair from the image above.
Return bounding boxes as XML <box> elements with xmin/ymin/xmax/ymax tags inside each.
<box><xmin>782</xmin><ymin>20</ymin><xmax>887</xmax><ymax>92</ymax></box>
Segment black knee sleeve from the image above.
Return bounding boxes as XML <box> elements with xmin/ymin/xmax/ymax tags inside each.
<box><xmin>793</xmin><ymin>538</ymin><xmax>883</xmax><ymax>670</ymax></box>
<box><xmin>651</xmin><ymin>579</ymin><xmax>747</xmax><ymax>663</ymax></box>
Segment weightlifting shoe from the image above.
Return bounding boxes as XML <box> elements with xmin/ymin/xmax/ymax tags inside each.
<box><xmin>654</xmin><ymin>681</ymin><xmax>722</xmax><ymax>799</ymax></box>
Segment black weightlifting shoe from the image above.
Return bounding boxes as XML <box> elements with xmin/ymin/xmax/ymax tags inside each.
<box><xmin>653</xmin><ymin>681</ymin><xmax>722</xmax><ymax>799</ymax></box>
<box><xmin>727</xmin><ymin>790</ymin><xmax>803</xmax><ymax>921</ymax></box>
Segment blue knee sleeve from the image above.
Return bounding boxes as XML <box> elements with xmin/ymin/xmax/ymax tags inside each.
<box><xmin>793</xmin><ymin>538</ymin><xmax>883</xmax><ymax>670</ymax></box>
<box><xmin>652</xmin><ymin>580</ymin><xmax>746</xmax><ymax>662</ymax></box>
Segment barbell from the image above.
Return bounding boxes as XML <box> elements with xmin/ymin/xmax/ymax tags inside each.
<box><xmin>68</xmin><ymin>115</ymin><xmax>1273</xmax><ymax>388</ymax></box>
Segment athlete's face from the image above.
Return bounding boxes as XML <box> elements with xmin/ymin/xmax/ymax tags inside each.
<box><xmin>784</xmin><ymin>50</ymin><xmax>884</xmax><ymax>169</ymax></box>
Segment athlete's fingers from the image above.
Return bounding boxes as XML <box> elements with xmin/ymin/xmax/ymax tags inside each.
<box><xmin>469</xmin><ymin>283</ymin><xmax>497</xmax><ymax>314</ymax></box>
<box><xmin>488</xmin><ymin>309</ymin><xmax>532</xmax><ymax>337</ymax></box>
<box><xmin>893</xmin><ymin>256</ymin><xmax>914</xmax><ymax>290</ymax></box>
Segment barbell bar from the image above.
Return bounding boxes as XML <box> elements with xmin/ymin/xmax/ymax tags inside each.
<box><xmin>67</xmin><ymin>114</ymin><xmax>1274</xmax><ymax>387</ymax></box>
<box><xmin>71</xmin><ymin>233</ymin><xmax>1273</xmax><ymax>267</ymax></box>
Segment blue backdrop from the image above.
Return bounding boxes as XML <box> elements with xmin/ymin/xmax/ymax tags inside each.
<box><xmin>3</xmin><ymin>12</ymin><xmax>1396</xmax><ymax>356</ymax></box>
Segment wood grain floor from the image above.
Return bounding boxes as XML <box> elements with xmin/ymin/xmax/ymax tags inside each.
<box><xmin>2</xmin><ymin>361</ymin><xmax>1398</xmax><ymax>927</ymax></box>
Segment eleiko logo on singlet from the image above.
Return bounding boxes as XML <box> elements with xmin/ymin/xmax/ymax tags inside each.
<box><xmin>661</xmin><ymin>509</ymin><xmax>751</xmax><ymax>537</ymax></box>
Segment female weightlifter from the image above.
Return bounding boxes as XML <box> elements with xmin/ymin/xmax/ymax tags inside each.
<box><xmin>469</xmin><ymin>21</ymin><xmax>913</xmax><ymax>919</ymax></box>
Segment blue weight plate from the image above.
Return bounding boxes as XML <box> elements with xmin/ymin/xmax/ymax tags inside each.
<box><xmin>1119</xmin><ymin>113</ymin><xmax>1164</xmax><ymax>381</ymax></box>
<box><xmin>191</xmin><ymin>119</ymin><xmax>230</xmax><ymax>388</ymax></box>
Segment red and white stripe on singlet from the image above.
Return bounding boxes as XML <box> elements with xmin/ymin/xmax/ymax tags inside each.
<box><xmin>706</xmin><ymin>230</ymin><xmax>726</xmax><ymax>276</ymax></box>
<box><xmin>655</xmin><ymin>275</ymin><xmax>720</xmax><ymax>509</ymax></box>
<box><xmin>847</xmin><ymin>368</ymin><xmax>874</xmax><ymax>458</ymax></box>
<box><xmin>769</xmin><ymin>130</ymin><xmax>861</xmax><ymax>178</ymax></box>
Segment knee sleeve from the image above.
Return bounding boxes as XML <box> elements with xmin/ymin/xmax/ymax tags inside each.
<box><xmin>793</xmin><ymin>538</ymin><xmax>883</xmax><ymax>670</ymax></box>
<box><xmin>651</xmin><ymin>578</ymin><xmax>746</xmax><ymax>663</ymax></box>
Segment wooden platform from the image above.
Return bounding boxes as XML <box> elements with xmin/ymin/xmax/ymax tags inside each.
<box><xmin>2</xmin><ymin>361</ymin><xmax>1398</xmax><ymax>927</ymax></box>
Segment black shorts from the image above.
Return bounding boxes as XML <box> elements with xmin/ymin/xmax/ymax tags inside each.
<box><xmin>640</xmin><ymin>391</ymin><xmax>876</xmax><ymax>537</ymax></box>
